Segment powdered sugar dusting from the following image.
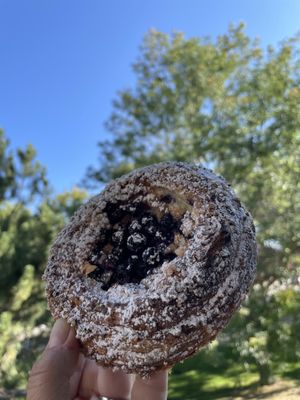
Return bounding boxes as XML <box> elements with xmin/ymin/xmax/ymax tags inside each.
<box><xmin>43</xmin><ymin>162</ymin><xmax>256</xmax><ymax>376</ymax></box>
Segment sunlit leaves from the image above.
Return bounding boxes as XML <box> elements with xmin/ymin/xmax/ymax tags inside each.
<box><xmin>85</xmin><ymin>24</ymin><xmax>300</xmax><ymax>384</ymax></box>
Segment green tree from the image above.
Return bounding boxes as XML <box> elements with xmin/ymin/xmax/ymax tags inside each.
<box><xmin>0</xmin><ymin>130</ymin><xmax>87</xmax><ymax>390</ymax></box>
<box><xmin>86</xmin><ymin>24</ymin><xmax>300</xmax><ymax>384</ymax></box>
<box><xmin>0</xmin><ymin>130</ymin><xmax>49</xmax><ymax>296</ymax></box>
<box><xmin>0</xmin><ymin>129</ymin><xmax>48</xmax><ymax>204</ymax></box>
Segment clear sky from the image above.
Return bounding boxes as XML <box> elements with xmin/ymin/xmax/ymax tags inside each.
<box><xmin>1</xmin><ymin>0</ymin><xmax>300</xmax><ymax>193</ymax></box>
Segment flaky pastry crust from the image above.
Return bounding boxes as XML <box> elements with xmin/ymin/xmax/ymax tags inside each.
<box><xmin>44</xmin><ymin>162</ymin><xmax>256</xmax><ymax>376</ymax></box>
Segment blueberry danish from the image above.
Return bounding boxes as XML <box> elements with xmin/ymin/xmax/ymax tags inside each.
<box><xmin>44</xmin><ymin>162</ymin><xmax>257</xmax><ymax>376</ymax></box>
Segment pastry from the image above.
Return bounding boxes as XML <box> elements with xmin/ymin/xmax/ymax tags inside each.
<box><xmin>43</xmin><ymin>162</ymin><xmax>256</xmax><ymax>376</ymax></box>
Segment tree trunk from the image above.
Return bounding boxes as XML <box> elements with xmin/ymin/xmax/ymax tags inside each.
<box><xmin>258</xmin><ymin>363</ymin><xmax>273</xmax><ymax>385</ymax></box>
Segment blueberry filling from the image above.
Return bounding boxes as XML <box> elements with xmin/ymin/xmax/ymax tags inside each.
<box><xmin>88</xmin><ymin>201</ymin><xmax>180</xmax><ymax>289</ymax></box>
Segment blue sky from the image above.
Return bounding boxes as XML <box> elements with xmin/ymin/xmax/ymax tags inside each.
<box><xmin>1</xmin><ymin>0</ymin><xmax>300</xmax><ymax>194</ymax></box>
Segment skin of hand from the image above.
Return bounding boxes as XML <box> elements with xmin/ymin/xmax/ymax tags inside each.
<box><xmin>26</xmin><ymin>319</ymin><xmax>168</xmax><ymax>400</ymax></box>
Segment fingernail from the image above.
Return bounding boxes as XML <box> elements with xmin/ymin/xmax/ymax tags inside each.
<box><xmin>48</xmin><ymin>319</ymin><xmax>71</xmax><ymax>348</ymax></box>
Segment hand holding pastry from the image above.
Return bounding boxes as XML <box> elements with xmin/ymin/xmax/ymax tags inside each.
<box><xmin>27</xmin><ymin>319</ymin><xmax>168</xmax><ymax>400</ymax></box>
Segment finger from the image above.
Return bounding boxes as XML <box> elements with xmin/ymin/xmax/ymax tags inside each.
<box><xmin>27</xmin><ymin>347</ymin><xmax>79</xmax><ymax>400</ymax></box>
<box><xmin>69</xmin><ymin>353</ymin><xmax>85</xmax><ymax>399</ymax></box>
<box><xmin>78</xmin><ymin>358</ymin><xmax>132</xmax><ymax>400</ymax></box>
<box><xmin>96</xmin><ymin>365</ymin><xmax>132</xmax><ymax>399</ymax></box>
<box><xmin>47</xmin><ymin>318</ymin><xmax>72</xmax><ymax>348</ymax></box>
<box><xmin>64</xmin><ymin>322</ymin><xmax>80</xmax><ymax>350</ymax></box>
<box><xmin>76</xmin><ymin>358</ymin><xmax>99</xmax><ymax>398</ymax></box>
<box><xmin>131</xmin><ymin>370</ymin><xmax>168</xmax><ymax>400</ymax></box>
<box><xmin>27</xmin><ymin>319</ymin><xmax>80</xmax><ymax>400</ymax></box>
<box><xmin>57</xmin><ymin>322</ymin><xmax>84</xmax><ymax>398</ymax></box>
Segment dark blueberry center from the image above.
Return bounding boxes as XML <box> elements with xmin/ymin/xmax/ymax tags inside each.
<box><xmin>87</xmin><ymin>200</ymin><xmax>179</xmax><ymax>290</ymax></box>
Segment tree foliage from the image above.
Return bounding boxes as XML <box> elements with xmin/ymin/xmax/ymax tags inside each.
<box><xmin>0</xmin><ymin>130</ymin><xmax>87</xmax><ymax>389</ymax></box>
<box><xmin>1</xmin><ymin>23</ymin><xmax>300</xmax><ymax>393</ymax></box>
<box><xmin>86</xmin><ymin>23</ymin><xmax>300</xmax><ymax>384</ymax></box>
<box><xmin>0</xmin><ymin>129</ymin><xmax>48</xmax><ymax>204</ymax></box>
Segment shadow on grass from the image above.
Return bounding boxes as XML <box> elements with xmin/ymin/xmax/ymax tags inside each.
<box><xmin>168</xmin><ymin>353</ymin><xmax>257</xmax><ymax>399</ymax></box>
<box><xmin>168</xmin><ymin>363</ymin><xmax>300</xmax><ymax>400</ymax></box>
<box><xmin>168</xmin><ymin>353</ymin><xmax>300</xmax><ymax>399</ymax></box>
<box><xmin>169</xmin><ymin>378</ymin><xmax>295</xmax><ymax>400</ymax></box>
<box><xmin>282</xmin><ymin>366</ymin><xmax>300</xmax><ymax>382</ymax></box>
<box><xmin>236</xmin><ymin>387</ymin><xmax>296</xmax><ymax>400</ymax></box>
<box><xmin>168</xmin><ymin>368</ymin><xmax>258</xmax><ymax>400</ymax></box>
<box><xmin>168</xmin><ymin>378</ymin><xmax>256</xmax><ymax>400</ymax></box>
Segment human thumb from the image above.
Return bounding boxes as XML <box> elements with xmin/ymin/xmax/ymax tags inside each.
<box><xmin>27</xmin><ymin>319</ymin><xmax>80</xmax><ymax>400</ymax></box>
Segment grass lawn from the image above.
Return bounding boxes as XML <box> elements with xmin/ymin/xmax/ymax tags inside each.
<box><xmin>169</xmin><ymin>373</ymin><xmax>300</xmax><ymax>400</ymax></box>
<box><xmin>168</xmin><ymin>357</ymin><xmax>300</xmax><ymax>399</ymax></box>
<box><xmin>168</xmin><ymin>365</ymin><xmax>258</xmax><ymax>399</ymax></box>
<box><xmin>1</xmin><ymin>356</ymin><xmax>299</xmax><ymax>399</ymax></box>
